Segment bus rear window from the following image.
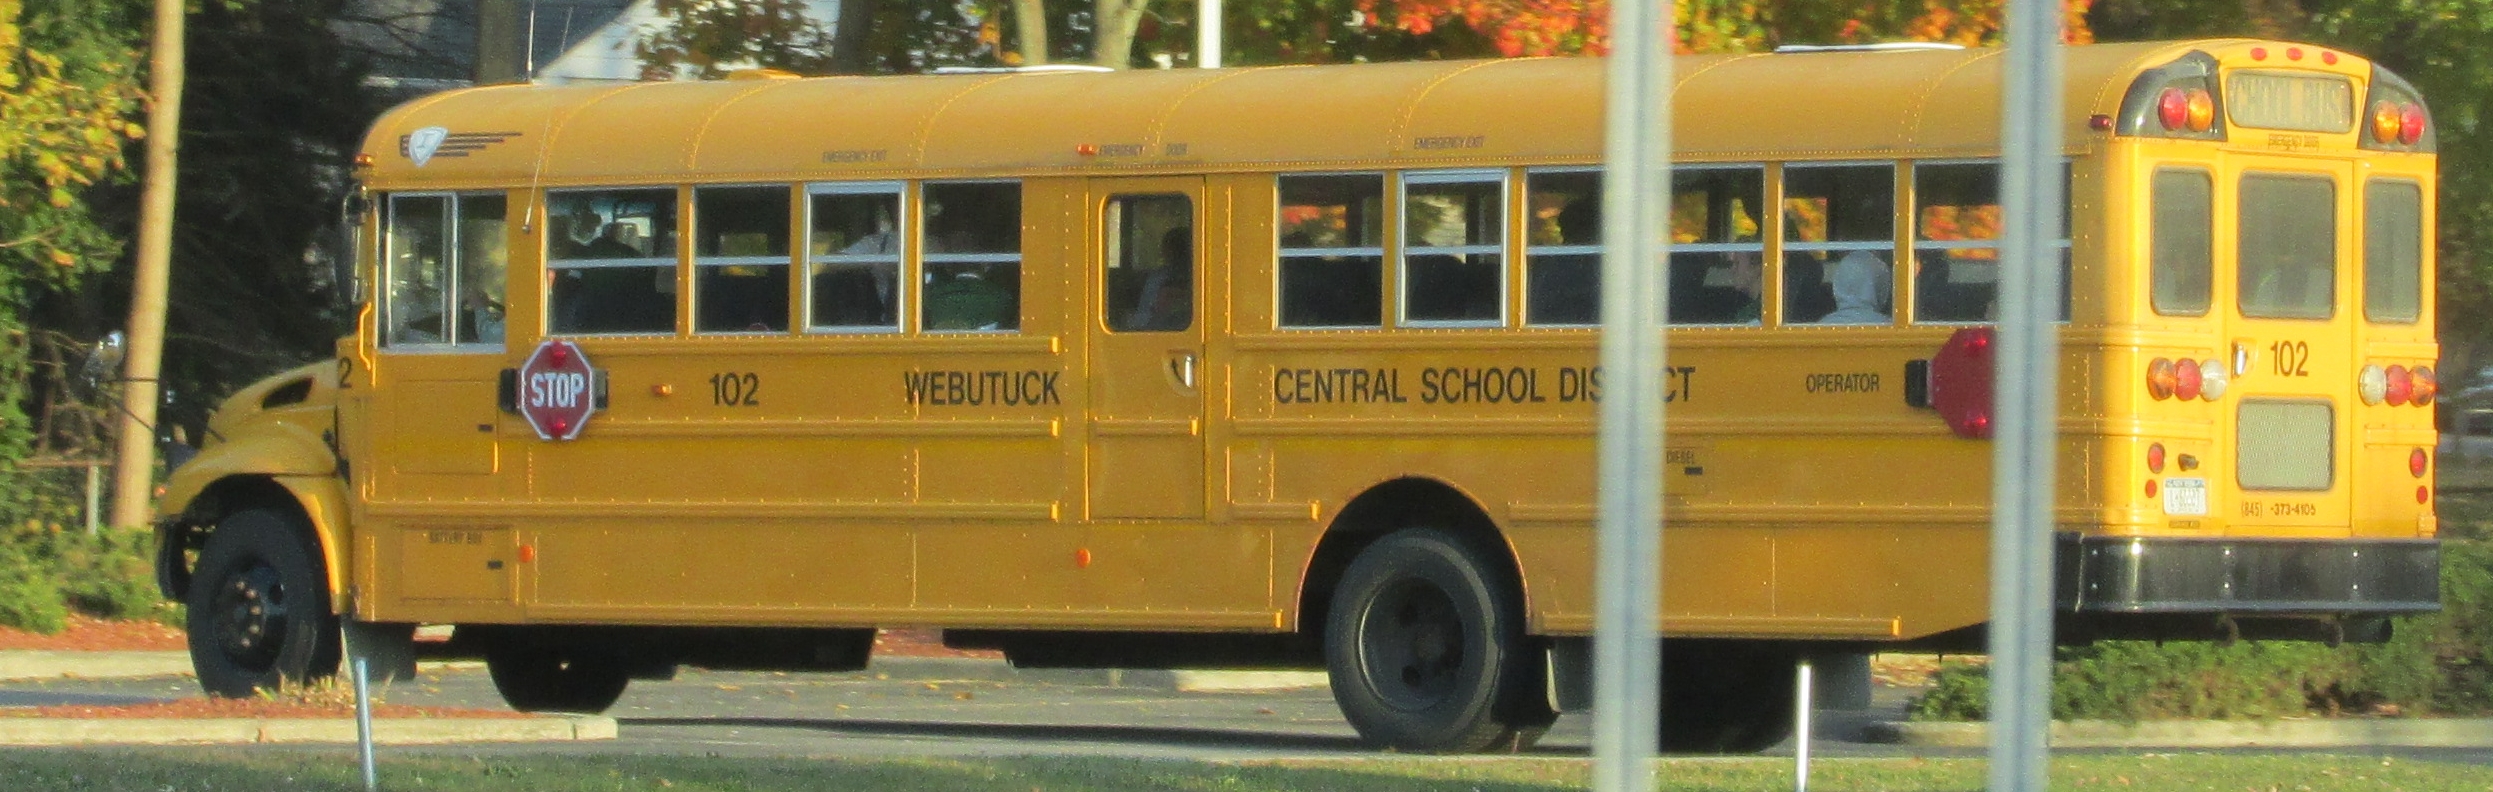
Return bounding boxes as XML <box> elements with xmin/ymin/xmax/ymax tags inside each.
<box><xmin>2149</xmin><ymin>169</ymin><xmax>2212</xmax><ymax>316</ymax></box>
<box><xmin>2237</xmin><ymin>174</ymin><xmax>2335</xmax><ymax>320</ymax></box>
<box><xmin>2364</xmin><ymin>180</ymin><xmax>2423</xmax><ymax>324</ymax></box>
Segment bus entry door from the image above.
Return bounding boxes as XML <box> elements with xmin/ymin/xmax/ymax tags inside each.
<box><xmin>1085</xmin><ymin>179</ymin><xmax>1207</xmax><ymax>520</ymax></box>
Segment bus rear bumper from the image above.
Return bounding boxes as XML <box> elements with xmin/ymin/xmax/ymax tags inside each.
<box><xmin>2056</xmin><ymin>534</ymin><xmax>2438</xmax><ymax>642</ymax></box>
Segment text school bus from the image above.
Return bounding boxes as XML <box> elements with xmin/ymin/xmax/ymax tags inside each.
<box><xmin>158</xmin><ymin>39</ymin><xmax>2440</xmax><ymax>753</ymax></box>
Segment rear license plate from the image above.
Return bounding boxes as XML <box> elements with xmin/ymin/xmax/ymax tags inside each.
<box><xmin>2164</xmin><ymin>477</ymin><xmax>2208</xmax><ymax>516</ymax></box>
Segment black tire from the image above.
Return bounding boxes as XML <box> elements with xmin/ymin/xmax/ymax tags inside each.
<box><xmin>1660</xmin><ymin>641</ymin><xmax>1798</xmax><ymax>754</ymax></box>
<box><xmin>486</xmin><ymin>639</ymin><xmax>632</xmax><ymax>714</ymax></box>
<box><xmin>185</xmin><ymin>509</ymin><xmax>342</xmax><ymax>698</ymax></box>
<box><xmin>1325</xmin><ymin>529</ymin><xmax>1554</xmax><ymax>753</ymax></box>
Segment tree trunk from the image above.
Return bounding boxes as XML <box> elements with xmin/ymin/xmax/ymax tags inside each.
<box><xmin>1014</xmin><ymin>0</ymin><xmax>1049</xmax><ymax>65</ymax></box>
<box><xmin>828</xmin><ymin>0</ymin><xmax>882</xmax><ymax>74</ymax></box>
<box><xmin>1091</xmin><ymin>0</ymin><xmax>1151</xmax><ymax>69</ymax></box>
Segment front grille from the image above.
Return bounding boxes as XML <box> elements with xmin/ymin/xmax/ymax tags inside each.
<box><xmin>2238</xmin><ymin>399</ymin><xmax>2333</xmax><ymax>490</ymax></box>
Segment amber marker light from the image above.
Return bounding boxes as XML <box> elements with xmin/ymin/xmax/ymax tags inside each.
<box><xmin>2185</xmin><ymin>89</ymin><xmax>2216</xmax><ymax>132</ymax></box>
<box><xmin>2147</xmin><ymin>358</ymin><xmax>2179</xmax><ymax>400</ymax></box>
<box><xmin>2373</xmin><ymin>101</ymin><xmax>2404</xmax><ymax>144</ymax></box>
<box><xmin>2413</xmin><ymin>365</ymin><xmax>2438</xmax><ymax>405</ymax></box>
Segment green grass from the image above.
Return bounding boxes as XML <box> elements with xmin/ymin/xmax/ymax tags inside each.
<box><xmin>0</xmin><ymin>751</ymin><xmax>2485</xmax><ymax>791</ymax></box>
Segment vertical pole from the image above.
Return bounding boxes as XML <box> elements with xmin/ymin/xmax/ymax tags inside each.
<box><xmin>109</xmin><ymin>0</ymin><xmax>185</xmax><ymax>531</ymax></box>
<box><xmin>84</xmin><ymin>464</ymin><xmax>103</xmax><ymax>536</ymax></box>
<box><xmin>1593</xmin><ymin>2</ymin><xmax>1671</xmax><ymax>791</ymax></box>
<box><xmin>1991</xmin><ymin>0</ymin><xmax>2066</xmax><ymax>789</ymax></box>
<box><xmin>1197</xmin><ymin>0</ymin><xmax>1222</xmax><ymax>68</ymax></box>
<box><xmin>355</xmin><ymin>656</ymin><xmax>378</xmax><ymax>792</ymax></box>
<box><xmin>1795</xmin><ymin>658</ymin><xmax>1813</xmax><ymax>792</ymax></box>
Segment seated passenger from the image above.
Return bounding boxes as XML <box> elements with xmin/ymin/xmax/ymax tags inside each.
<box><xmin>1819</xmin><ymin>250</ymin><xmax>1892</xmax><ymax>325</ymax></box>
<box><xmin>1726</xmin><ymin>251</ymin><xmax>1763</xmax><ymax>324</ymax></box>
<box><xmin>924</xmin><ymin>266</ymin><xmax>1014</xmax><ymax>330</ymax></box>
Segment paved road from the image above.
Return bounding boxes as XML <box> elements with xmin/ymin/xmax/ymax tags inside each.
<box><xmin>0</xmin><ymin>661</ymin><xmax>1916</xmax><ymax>760</ymax></box>
<box><xmin>4</xmin><ymin>665</ymin><xmax>2487</xmax><ymax>767</ymax></box>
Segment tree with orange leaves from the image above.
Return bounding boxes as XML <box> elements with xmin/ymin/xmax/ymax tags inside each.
<box><xmin>1354</xmin><ymin>0</ymin><xmax>2093</xmax><ymax>57</ymax></box>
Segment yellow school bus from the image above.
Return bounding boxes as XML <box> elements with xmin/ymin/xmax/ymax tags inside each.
<box><xmin>155</xmin><ymin>38</ymin><xmax>2440</xmax><ymax>753</ymax></box>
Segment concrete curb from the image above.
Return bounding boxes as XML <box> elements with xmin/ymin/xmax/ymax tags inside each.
<box><xmin>860</xmin><ymin>657</ymin><xmax>1329</xmax><ymax>692</ymax></box>
<box><xmin>0</xmin><ymin>651</ymin><xmax>191</xmax><ymax>681</ymax></box>
<box><xmin>1866</xmin><ymin>718</ymin><xmax>2493</xmax><ymax>749</ymax></box>
<box><xmin>0</xmin><ymin>715</ymin><xmax>616</xmax><ymax>746</ymax></box>
<box><xmin>0</xmin><ymin>650</ymin><xmax>482</xmax><ymax>681</ymax></box>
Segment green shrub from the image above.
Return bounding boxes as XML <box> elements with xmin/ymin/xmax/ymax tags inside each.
<box><xmin>0</xmin><ymin>538</ymin><xmax>68</xmax><ymax>634</ymax></box>
<box><xmin>1909</xmin><ymin>538</ymin><xmax>2493</xmax><ymax>721</ymax></box>
<box><xmin>0</xmin><ymin>517</ymin><xmax>174</xmax><ymax>633</ymax></box>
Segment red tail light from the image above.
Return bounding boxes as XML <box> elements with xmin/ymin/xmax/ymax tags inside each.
<box><xmin>1931</xmin><ymin>327</ymin><xmax>1995</xmax><ymax>439</ymax></box>
<box><xmin>2174</xmin><ymin>358</ymin><xmax>2203</xmax><ymax>401</ymax></box>
<box><xmin>2146</xmin><ymin>358</ymin><xmax>2178</xmax><ymax>400</ymax></box>
<box><xmin>2147</xmin><ymin>443</ymin><xmax>2166</xmax><ymax>474</ymax></box>
<box><xmin>2158</xmin><ymin>88</ymin><xmax>2191</xmax><ymax>131</ymax></box>
<box><xmin>2386</xmin><ymin>365</ymin><xmax>2413</xmax><ymax>406</ymax></box>
<box><xmin>2411</xmin><ymin>448</ymin><xmax>2430</xmax><ymax>478</ymax></box>
<box><xmin>2413</xmin><ymin>365</ymin><xmax>2438</xmax><ymax>406</ymax></box>
<box><xmin>2400</xmin><ymin>103</ymin><xmax>2426</xmax><ymax>145</ymax></box>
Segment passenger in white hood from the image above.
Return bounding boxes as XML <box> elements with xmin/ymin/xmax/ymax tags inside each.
<box><xmin>1819</xmin><ymin>250</ymin><xmax>1892</xmax><ymax>325</ymax></box>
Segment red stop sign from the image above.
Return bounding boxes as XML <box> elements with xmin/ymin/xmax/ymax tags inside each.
<box><xmin>517</xmin><ymin>340</ymin><xmax>598</xmax><ymax>441</ymax></box>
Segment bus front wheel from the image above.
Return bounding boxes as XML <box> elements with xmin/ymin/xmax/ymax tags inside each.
<box><xmin>186</xmin><ymin>509</ymin><xmax>341</xmax><ymax>698</ymax></box>
<box><xmin>1325</xmin><ymin>529</ymin><xmax>1553</xmax><ymax>753</ymax></box>
<box><xmin>486</xmin><ymin>639</ymin><xmax>632</xmax><ymax>714</ymax></box>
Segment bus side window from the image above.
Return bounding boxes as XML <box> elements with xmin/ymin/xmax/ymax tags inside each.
<box><xmin>1277</xmin><ymin>174</ymin><xmax>1386</xmax><ymax>328</ymax></box>
<box><xmin>1524</xmin><ymin>169</ymin><xmax>1599</xmax><ymax>326</ymax></box>
<box><xmin>807</xmin><ymin>183</ymin><xmax>905</xmax><ymax>332</ymax></box>
<box><xmin>692</xmin><ymin>185</ymin><xmax>793</xmax><ymax>334</ymax></box>
<box><xmin>1783</xmin><ymin>164</ymin><xmax>1894</xmax><ymax>324</ymax></box>
<box><xmin>546</xmin><ymin>188</ymin><xmax>679</xmax><ymax>335</ymax></box>
<box><xmin>384</xmin><ymin>194</ymin><xmax>451</xmax><ymax>346</ymax></box>
<box><xmin>1104</xmin><ymin>194</ymin><xmax>1195</xmax><ymax>333</ymax></box>
<box><xmin>921</xmin><ymin>181</ymin><xmax>1022</xmax><ymax>332</ymax></box>
<box><xmin>1668</xmin><ymin>166</ymin><xmax>1766</xmax><ymax>325</ymax></box>
<box><xmin>1913</xmin><ymin>162</ymin><xmax>1998</xmax><ymax>323</ymax></box>
<box><xmin>1401</xmin><ymin>171</ymin><xmax>1504</xmax><ymax>326</ymax></box>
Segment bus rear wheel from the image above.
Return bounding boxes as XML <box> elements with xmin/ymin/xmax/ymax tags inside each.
<box><xmin>1325</xmin><ymin>529</ymin><xmax>1553</xmax><ymax>753</ymax></box>
<box><xmin>486</xmin><ymin>639</ymin><xmax>632</xmax><ymax>714</ymax></box>
<box><xmin>186</xmin><ymin>509</ymin><xmax>341</xmax><ymax>698</ymax></box>
<box><xmin>1661</xmin><ymin>641</ymin><xmax>1798</xmax><ymax>754</ymax></box>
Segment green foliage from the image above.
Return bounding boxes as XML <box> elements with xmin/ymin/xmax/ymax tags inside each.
<box><xmin>0</xmin><ymin>520</ymin><xmax>174</xmax><ymax>632</ymax></box>
<box><xmin>0</xmin><ymin>536</ymin><xmax>67</xmax><ymax>634</ymax></box>
<box><xmin>638</xmin><ymin>0</ymin><xmax>841</xmax><ymax>78</ymax></box>
<box><xmin>1913</xmin><ymin>539</ymin><xmax>2493</xmax><ymax>721</ymax></box>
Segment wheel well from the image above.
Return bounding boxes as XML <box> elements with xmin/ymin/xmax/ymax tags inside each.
<box><xmin>1295</xmin><ymin>477</ymin><xmax>1523</xmax><ymax>633</ymax></box>
<box><xmin>166</xmin><ymin>476</ymin><xmax>324</xmax><ymax>596</ymax></box>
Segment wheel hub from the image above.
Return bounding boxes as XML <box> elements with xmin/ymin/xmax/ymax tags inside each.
<box><xmin>1366</xmin><ymin>581</ymin><xmax>1466</xmax><ymax>707</ymax></box>
<box><xmin>212</xmin><ymin>564</ymin><xmax>288</xmax><ymax>668</ymax></box>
